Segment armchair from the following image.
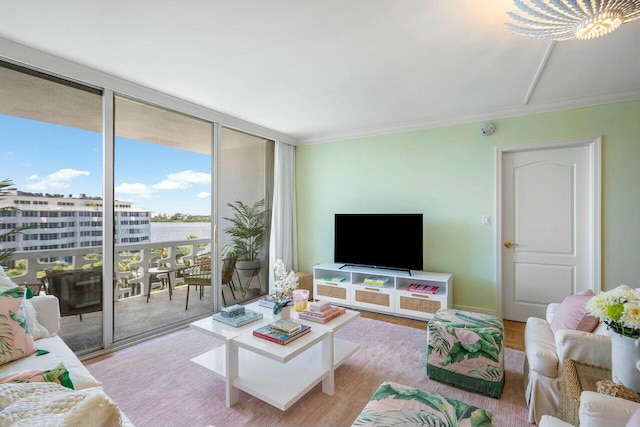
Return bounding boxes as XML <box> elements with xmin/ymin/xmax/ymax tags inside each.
<box><xmin>524</xmin><ymin>302</ymin><xmax>612</xmax><ymax>424</ymax></box>
<box><xmin>539</xmin><ymin>392</ymin><xmax>640</xmax><ymax>427</ymax></box>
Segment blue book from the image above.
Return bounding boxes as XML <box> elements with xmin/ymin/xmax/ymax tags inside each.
<box><xmin>253</xmin><ymin>323</ymin><xmax>311</xmax><ymax>345</ymax></box>
<box><xmin>212</xmin><ymin>309</ymin><xmax>262</xmax><ymax>327</ymax></box>
<box><xmin>221</xmin><ymin>304</ymin><xmax>245</xmax><ymax>317</ymax></box>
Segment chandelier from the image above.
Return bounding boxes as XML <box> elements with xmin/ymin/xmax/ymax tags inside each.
<box><xmin>507</xmin><ymin>0</ymin><xmax>640</xmax><ymax>40</ymax></box>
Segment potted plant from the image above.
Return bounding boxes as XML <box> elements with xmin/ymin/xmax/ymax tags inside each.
<box><xmin>223</xmin><ymin>199</ymin><xmax>267</xmax><ymax>276</ymax></box>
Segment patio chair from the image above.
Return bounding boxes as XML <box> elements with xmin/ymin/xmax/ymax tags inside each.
<box><xmin>40</xmin><ymin>269</ymin><xmax>103</xmax><ymax>320</ymax></box>
<box><xmin>184</xmin><ymin>255</ymin><xmax>237</xmax><ymax>309</ymax></box>
<box><xmin>221</xmin><ymin>255</ymin><xmax>238</xmax><ymax>302</ymax></box>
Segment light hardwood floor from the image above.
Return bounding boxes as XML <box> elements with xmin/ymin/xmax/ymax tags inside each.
<box><xmin>359</xmin><ymin>311</ymin><xmax>526</xmax><ymax>351</ymax></box>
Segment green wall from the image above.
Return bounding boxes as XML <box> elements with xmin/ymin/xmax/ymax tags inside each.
<box><xmin>295</xmin><ymin>100</ymin><xmax>640</xmax><ymax>314</ymax></box>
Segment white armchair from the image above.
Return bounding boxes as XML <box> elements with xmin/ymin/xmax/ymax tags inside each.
<box><xmin>539</xmin><ymin>392</ymin><xmax>640</xmax><ymax>427</ymax></box>
<box><xmin>524</xmin><ymin>302</ymin><xmax>612</xmax><ymax>424</ymax></box>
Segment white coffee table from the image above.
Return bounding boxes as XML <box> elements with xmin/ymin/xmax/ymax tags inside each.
<box><xmin>190</xmin><ymin>301</ymin><xmax>360</xmax><ymax>410</ymax></box>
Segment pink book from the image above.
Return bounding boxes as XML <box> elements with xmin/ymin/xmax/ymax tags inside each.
<box><xmin>407</xmin><ymin>284</ymin><xmax>439</xmax><ymax>294</ymax></box>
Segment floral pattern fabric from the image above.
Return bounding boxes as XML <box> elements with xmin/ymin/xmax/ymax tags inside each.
<box><xmin>353</xmin><ymin>381</ymin><xmax>493</xmax><ymax>427</ymax></box>
<box><xmin>427</xmin><ymin>309</ymin><xmax>504</xmax><ymax>398</ymax></box>
<box><xmin>0</xmin><ymin>289</ymin><xmax>37</xmax><ymax>366</ymax></box>
<box><xmin>0</xmin><ymin>363</ymin><xmax>74</xmax><ymax>389</ymax></box>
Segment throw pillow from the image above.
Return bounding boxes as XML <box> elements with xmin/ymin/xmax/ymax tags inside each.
<box><xmin>0</xmin><ymin>293</ymin><xmax>37</xmax><ymax>366</ymax></box>
<box><xmin>0</xmin><ymin>272</ymin><xmax>51</xmax><ymax>340</ymax></box>
<box><xmin>550</xmin><ymin>289</ymin><xmax>599</xmax><ymax>335</ymax></box>
<box><xmin>0</xmin><ymin>363</ymin><xmax>74</xmax><ymax>389</ymax></box>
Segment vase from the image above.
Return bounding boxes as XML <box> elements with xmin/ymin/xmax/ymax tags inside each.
<box><xmin>611</xmin><ymin>332</ymin><xmax>640</xmax><ymax>392</ymax></box>
<box><xmin>273</xmin><ymin>305</ymin><xmax>292</xmax><ymax>321</ymax></box>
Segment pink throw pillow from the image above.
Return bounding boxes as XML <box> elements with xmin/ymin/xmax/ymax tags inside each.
<box><xmin>0</xmin><ymin>295</ymin><xmax>37</xmax><ymax>366</ymax></box>
<box><xmin>550</xmin><ymin>290</ymin><xmax>599</xmax><ymax>335</ymax></box>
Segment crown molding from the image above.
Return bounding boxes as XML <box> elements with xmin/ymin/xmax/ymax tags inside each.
<box><xmin>297</xmin><ymin>89</ymin><xmax>640</xmax><ymax>146</ymax></box>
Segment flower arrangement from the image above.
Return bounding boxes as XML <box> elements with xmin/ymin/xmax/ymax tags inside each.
<box><xmin>272</xmin><ymin>259</ymin><xmax>298</xmax><ymax>315</ymax></box>
<box><xmin>586</xmin><ymin>285</ymin><xmax>640</xmax><ymax>339</ymax></box>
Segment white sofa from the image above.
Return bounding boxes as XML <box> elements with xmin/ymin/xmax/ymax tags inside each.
<box><xmin>524</xmin><ymin>302</ymin><xmax>612</xmax><ymax>424</ymax></box>
<box><xmin>0</xmin><ymin>294</ymin><xmax>134</xmax><ymax>426</ymax></box>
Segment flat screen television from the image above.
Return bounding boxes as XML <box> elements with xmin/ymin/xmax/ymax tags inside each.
<box><xmin>334</xmin><ymin>213</ymin><xmax>423</xmax><ymax>272</ymax></box>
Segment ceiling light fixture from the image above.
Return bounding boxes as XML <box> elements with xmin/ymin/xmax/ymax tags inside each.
<box><xmin>507</xmin><ymin>0</ymin><xmax>640</xmax><ymax>41</ymax></box>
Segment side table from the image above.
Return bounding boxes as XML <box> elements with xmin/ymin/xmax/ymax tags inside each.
<box><xmin>557</xmin><ymin>359</ymin><xmax>611</xmax><ymax>426</ymax></box>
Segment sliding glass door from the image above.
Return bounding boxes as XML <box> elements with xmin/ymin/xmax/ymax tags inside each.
<box><xmin>219</xmin><ymin>127</ymin><xmax>274</xmax><ymax>304</ymax></box>
<box><xmin>0</xmin><ymin>62</ymin><xmax>104</xmax><ymax>355</ymax></box>
<box><xmin>113</xmin><ymin>95</ymin><xmax>213</xmax><ymax>342</ymax></box>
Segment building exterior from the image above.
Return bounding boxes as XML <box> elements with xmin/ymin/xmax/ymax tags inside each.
<box><xmin>0</xmin><ymin>190</ymin><xmax>151</xmax><ymax>256</ymax></box>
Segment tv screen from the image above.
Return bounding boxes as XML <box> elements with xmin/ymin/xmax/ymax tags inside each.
<box><xmin>334</xmin><ymin>213</ymin><xmax>423</xmax><ymax>271</ymax></box>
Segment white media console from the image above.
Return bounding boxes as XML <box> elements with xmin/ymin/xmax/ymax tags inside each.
<box><xmin>313</xmin><ymin>263</ymin><xmax>452</xmax><ymax>320</ymax></box>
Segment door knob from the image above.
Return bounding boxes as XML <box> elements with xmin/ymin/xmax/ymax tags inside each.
<box><xmin>504</xmin><ymin>241</ymin><xmax>519</xmax><ymax>248</ymax></box>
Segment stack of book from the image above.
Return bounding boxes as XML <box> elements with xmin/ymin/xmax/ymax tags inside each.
<box><xmin>212</xmin><ymin>309</ymin><xmax>263</xmax><ymax>327</ymax></box>
<box><xmin>221</xmin><ymin>304</ymin><xmax>245</xmax><ymax>317</ymax></box>
<box><xmin>406</xmin><ymin>283</ymin><xmax>439</xmax><ymax>294</ymax></box>
<box><xmin>363</xmin><ymin>277</ymin><xmax>389</xmax><ymax>286</ymax></box>
<box><xmin>257</xmin><ymin>294</ymin><xmax>276</xmax><ymax>309</ymax></box>
<box><xmin>323</xmin><ymin>276</ymin><xmax>346</xmax><ymax>283</ymax></box>
<box><xmin>253</xmin><ymin>320</ymin><xmax>311</xmax><ymax>345</ymax></box>
<box><xmin>298</xmin><ymin>300</ymin><xmax>346</xmax><ymax>324</ymax></box>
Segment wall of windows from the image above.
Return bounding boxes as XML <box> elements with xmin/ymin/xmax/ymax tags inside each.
<box><xmin>0</xmin><ymin>59</ymin><xmax>275</xmax><ymax>355</ymax></box>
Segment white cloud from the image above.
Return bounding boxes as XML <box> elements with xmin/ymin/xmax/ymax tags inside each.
<box><xmin>196</xmin><ymin>192</ymin><xmax>210</xmax><ymax>199</ymax></box>
<box><xmin>25</xmin><ymin>168</ymin><xmax>89</xmax><ymax>191</ymax></box>
<box><xmin>114</xmin><ymin>170</ymin><xmax>210</xmax><ymax>200</ymax></box>
<box><xmin>153</xmin><ymin>179</ymin><xmax>189</xmax><ymax>190</ymax></box>
<box><xmin>152</xmin><ymin>170</ymin><xmax>211</xmax><ymax>190</ymax></box>
<box><xmin>26</xmin><ymin>174</ymin><xmax>40</xmax><ymax>181</ymax></box>
<box><xmin>115</xmin><ymin>182</ymin><xmax>154</xmax><ymax>199</ymax></box>
<box><xmin>169</xmin><ymin>170</ymin><xmax>210</xmax><ymax>184</ymax></box>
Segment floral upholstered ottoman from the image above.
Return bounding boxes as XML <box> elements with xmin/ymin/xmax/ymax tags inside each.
<box><xmin>427</xmin><ymin>308</ymin><xmax>504</xmax><ymax>398</ymax></box>
<box><xmin>352</xmin><ymin>381</ymin><xmax>493</xmax><ymax>426</ymax></box>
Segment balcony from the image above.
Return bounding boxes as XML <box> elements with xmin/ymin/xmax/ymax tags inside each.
<box><xmin>9</xmin><ymin>239</ymin><xmax>267</xmax><ymax>354</ymax></box>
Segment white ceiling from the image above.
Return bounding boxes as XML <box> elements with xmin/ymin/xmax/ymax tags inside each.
<box><xmin>0</xmin><ymin>0</ymin><xmax>639</xmax><ymax>145</ymax></box>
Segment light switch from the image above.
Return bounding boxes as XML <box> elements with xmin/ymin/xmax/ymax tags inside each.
<box><xmin>482</xmin><ymin>215</ymin><xmax>491</xmax><ymax>226</ymax></box>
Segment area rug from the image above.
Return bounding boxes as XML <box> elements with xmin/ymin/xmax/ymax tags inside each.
<box><xmin>85</xmin><ymin>317</ymin><xmax>531</xmax><ymax>427</ymax></box>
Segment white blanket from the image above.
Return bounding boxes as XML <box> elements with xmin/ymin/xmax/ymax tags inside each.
<box><xmin>0</xmin><ymin>382</ymin><xmax>122</xmax><ymax>427</ymax></box>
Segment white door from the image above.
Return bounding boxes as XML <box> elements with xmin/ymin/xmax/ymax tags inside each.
<box><xmin>500</xmin><ymin>140</ymin><xmax>600</xmax><ymax>322</ymax></box>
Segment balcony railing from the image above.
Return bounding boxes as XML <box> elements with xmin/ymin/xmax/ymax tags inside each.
<box><xmin>7</xmin><ymin>238</ymin><xmax>268</xmax><ymax>354</ymax></box>
<box><xmin>9</xmin><ymin>237</ymin><xmax>211</xmax><ymax>289</ymax></box>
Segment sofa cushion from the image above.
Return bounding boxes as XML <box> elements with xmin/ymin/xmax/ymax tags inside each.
<box><xmin>0</xmin><ymin>362</ymin><xmax>74</xmax><ymax>389</ymax></box>
<box><xmin>627</xmin><ymin>408</ymin><xmax>640</xmax><ymax>427</ymax></box>
<box><xmin>0</xmin><ymin>292</ymin><xmax>38</xmax><ymax>366</ymax></box>
<box><xmin>29</xmin><ymin>295</ymin><xmax>60</xmax><ymax>336</ymax></box>
<box><xmin>0</xmin><ymin>334</ymin><xmax>101</xmax><ymax>390</ymax></box>
<box><xmin>550</xmin><ymin>290</ymin><xmax>599</xmax><ymax>335</ymax></box>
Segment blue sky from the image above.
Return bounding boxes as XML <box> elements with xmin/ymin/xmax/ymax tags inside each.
<box><xmin>1</xmin><ymin>114</ymin><xmax>212</xmax><ymax>215</ymax></box>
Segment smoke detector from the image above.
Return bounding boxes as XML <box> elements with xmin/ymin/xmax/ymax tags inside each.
<box><xmin>481</xmin><ymin>122</ymin><xmax>495</xmax><ymax>136</ymax></box>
